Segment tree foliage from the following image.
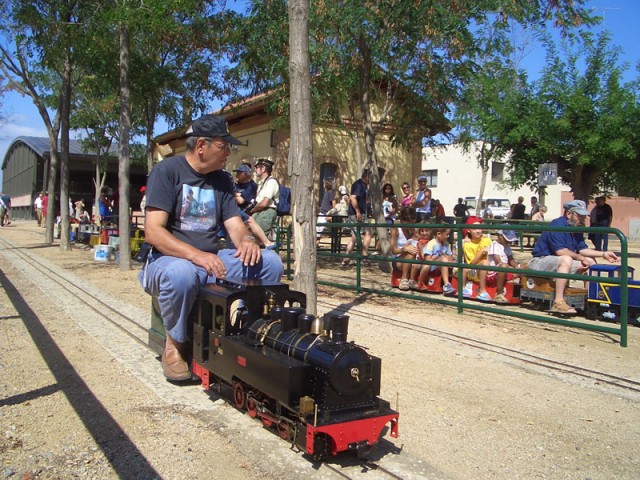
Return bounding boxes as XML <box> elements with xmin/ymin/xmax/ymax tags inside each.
<box><xmin>499</xmin><ymin>31</ymin><xmax>640</xmax><ymax>200</ymax></box>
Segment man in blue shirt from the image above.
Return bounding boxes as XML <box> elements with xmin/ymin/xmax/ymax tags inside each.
<box><xmin>342</xmin><ymin>169</ymin><xmax>373</xmax><ymax>266</ymax></box>
<box><xmin>233</xmin><ymin>164</ymin><xmax>257</xmax><ymax>211</ymax></box>
<box><xmin>529</xmin><ymin>200</ymin><xmax>618</xmax><ymax>314</ymax></box>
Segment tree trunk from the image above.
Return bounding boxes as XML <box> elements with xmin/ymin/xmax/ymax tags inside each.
<box><xmin>145</xmin><ymin>103</ymin><xmax>156</xmax><ymax>174</ymax></box>
<box><xmin>476</xmin><ymin>141</ymin><xmax>490</xmax><ymax>216</ymax></box>
<box><xmin>44</xmin><ymin>143</ymin><xmax>58</xmax><ymax>244</ymax></box>
<box><xmin>118</xmin><ymin>24</ymin><xmax>132</xmax><ymax>270</ymax></box>
<box><xmin>288</xmin><ymin>0</ymin><xmax>316</xmax><ymax>313</ymax></box>
<box><xmin>357</xmin><ymin>36</ymin><xmax>390</xmax><ymax>272</ymax></box>
<box><xmin>59</xmin><ymin>57</ymin><xmax>72</xmax><ymax>252</ymax></box>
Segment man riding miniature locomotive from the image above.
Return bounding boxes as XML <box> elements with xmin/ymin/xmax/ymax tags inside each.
<box><xmin>528</xmin><ymin>199</ymin><xmax>618</xmax><ymax>315</ymax></box>
<box><xmin>138</xmin><ymin>114</ymin><xmax>284</xmax><ymax>381</ymax></box>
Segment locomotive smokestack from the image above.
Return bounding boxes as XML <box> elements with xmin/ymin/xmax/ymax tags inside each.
<box><xmin>330</xmin><ymin>314</ymin><xmax>349</xmax><ymax>343</ymax></box>
<box><xmin>282</xmin><ymin>307</ymin><xmax>305</xmax><ymax>331</ymax></box>
<box><xmin>298</xmin><ymin>314</ymin><xmax>315</xmax><ymax>334</ymax></box>
<box><xmin>270</xmin><ymin>305</ymin><xmax>283</xmax><ymax>321</ymax></box>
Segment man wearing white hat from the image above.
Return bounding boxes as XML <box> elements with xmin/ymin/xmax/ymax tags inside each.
<box><xmin>529</xmin><ymin>200</ymin><xmax>618</xmax><ymax>314</ymax></box>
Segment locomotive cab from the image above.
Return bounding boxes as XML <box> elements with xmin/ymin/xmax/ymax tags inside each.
<box><xmin>586</xmin><ymin>265</ymin><xmax>640</xmax><ymax>325</ymax></box>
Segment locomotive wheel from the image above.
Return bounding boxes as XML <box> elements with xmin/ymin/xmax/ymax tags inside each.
<box><xmin>262</xmin><ymin>417</ymin><xmax>273</xmax><ymax>428</ymax></box>
<box><xmin>246</xmin><ymin>395</ymin><xmax>258</xmax><ymax>418</ymax></box>
<box><xmin>232</xmin><ymin>381</ymin><xmax>246</xmax><ymax>410</ymax></box>
<box><xmin>277</xmin><ymin>421</ymin><xmax>290</xmax><ymax>440</ymax></box>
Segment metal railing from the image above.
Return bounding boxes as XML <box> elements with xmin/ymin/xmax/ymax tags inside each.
<box><xmin>309</xmin><ymin>219</ymin><xmax>630</xmax><ymax>347</ymax></box>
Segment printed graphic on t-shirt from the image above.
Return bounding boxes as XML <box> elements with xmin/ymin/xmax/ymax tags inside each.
<box><xmin>180</xmin><ymin>185</ymin><xmax>216</xmax><ymax>231</ymax></box>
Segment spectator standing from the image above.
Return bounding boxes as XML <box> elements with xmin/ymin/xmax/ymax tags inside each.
<box><xmin>400</xmin><ymin>182</ymin><xmax>414</xmax><ymax>207</ymax></box>
<box><xmin>328</xmin><ymin>185</ymin><xmax>349</xmax><ymax>217</ymax></box>
<box><xmin>382</xmin><ymin>183</ymin><xmax>398</xmax><ymax>224</ymax></box>
<box><xmin>433</xmin><ymin>199</ymin><xmax>445</xmax><ymax>222</ymax></box>
<box><xmin>510</xmin><ymin>196</ymin><xmax>526</xmax><ymax>220</ymax></box>
<box><xmin>138</xmin><ymin>114</ymin><xmax>283</xmax><ymax>381</ymax></box>
<box><xmin>531</xmin><ymin>205</ymin><xmax>547</xmax><ymax>222</ymax></box>
<box><xmin>453</xmin><ymin>197</ymin><xmax>469</xmax><ymax>219</ymax></box>
<box><xmin>110</xmin><ymin>187</ymin><xmax>120</xmax><ymax>222</ymax></box>
<box><xmin>481</xmin><ymin>201</ymin><xmax>493</xmax><ymax>219</ymax></box>
<box><xmin>343</xmin><ymin>169</ymin><xmax>373</xmax><ymax>266</ymax></box>
<box><xmin>34</xmin><ymin>193</ymin><xmax>44</xmax><ymax>227</ymax></box>
<box><xmin>249</xmin><ymin>158</ymin><xmax>279</xmax><ymax>238</ymax></box>
<box><xmin>316</xmin><ymin>179</ymin><xmax>336</xmax><ymax>242</ymax></box>
<box><xmin>98</xmin><ymin>187</ymin><xmax>112</xmax><ymax>224</ymax></box>
<box><xmin>140</xmin><ymin>186</ymin><xmax>147</xmax><ymax>212</ymax></box>
<box><xmin>413</xmin><ymin>175</ymin><xmax>432</xmax><ymax>221</ymax></box>
<box><xmin>0</xmin><ymin>192</ymin><xmax>9</xmax><ymax>226</ymax></box>
<box><xmin>233</xmin><ymin>164</ymin><xmax>257</xmax><ymax>211</ymax></box>
<box><xmin>530</xmin><ymin>196</ymin><xmax>540</xmax><ymax>218</ymax></box>
<box><xmin>589</xmin><ymin>196</ymin><xmax>613</xmax><ymax>251</ymax></box>
<box><xmin>74</xmin><ymin>199</ymin><xmax>85</xmax><ymax>220</ymax></box>
<box><xmin>41</xmin><ymin>191</ymin><xmax>49</xmax><ymax>228</ymax></box>
<box><xmin>529</xmin><ymin>200</ymin><xmax>618</xmax><ymax>314</ymax></box>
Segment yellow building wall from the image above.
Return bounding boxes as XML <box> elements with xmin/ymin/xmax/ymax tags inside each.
<box><xmin>155</xmin><ymin>113</ymin><xmax>421</xmax><ymax>198</ymax></box>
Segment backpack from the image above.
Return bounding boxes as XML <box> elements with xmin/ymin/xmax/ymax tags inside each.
<box><xmin>276</xmin><ymin>185</ymin><xmax>291</xmax><ymax>215</ymax></box>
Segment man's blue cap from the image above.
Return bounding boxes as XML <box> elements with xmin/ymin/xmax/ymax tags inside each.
<box><xmin>233</xmin><ymin>164</ymin><xmax>252</xmax><ymax>174</ymax></box>
<box><xmin>186</xmin><ymin>114</ymin><xmax>242</xmax><ymax>145</ymax></box>
<box><xmin>563</xmin><ymin>200</ymin><xmax>588</xmax><ymax>216</ymax></box>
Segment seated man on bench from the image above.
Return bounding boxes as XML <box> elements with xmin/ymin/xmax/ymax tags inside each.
<box><xmin>528</xmin><ymin>200</ymin><xmax>618</xmax><ymax>314</ymax></box>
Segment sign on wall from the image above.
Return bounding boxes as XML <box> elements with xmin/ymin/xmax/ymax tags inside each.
<box><xmin>538</xmin><ymin>163</ymin><xmax>558</xmax><ymax>186</ymax></box>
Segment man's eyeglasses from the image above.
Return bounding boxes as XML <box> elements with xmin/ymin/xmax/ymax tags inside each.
<box><xmin>402</xmin><ymin>186</ymin><xmax>410</xmax><ymax>190</ymax></box>
<box><xmin>204</xmin><ymin>138</ymin><xmax>232</xmax><ymax>152</ymax></box>
<box><xmin>212</xmin><ymin>142</ymin><xmax>231</xmax><ymax>152</ymax></box>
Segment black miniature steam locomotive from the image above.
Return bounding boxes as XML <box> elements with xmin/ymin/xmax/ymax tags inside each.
<box><xmin>149</xmin><ymin>279</ymin><xmax>399</xmax><ymax>459</ymax></box>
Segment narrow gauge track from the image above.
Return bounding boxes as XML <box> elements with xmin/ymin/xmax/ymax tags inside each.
<box><xmin>4</xmin><ymin>237</ymin><xmax>636</xmax><ymax>396</ymax></box>
<box><xmin>0</xmin><ymin>236</ymin><xmax>152</xmax><ymax>352</ymax></box>
<box><xmin>323</xmin><ymin>461</ymin><xmax>407</xmax><ymax>480</ymax></box>
<box><xmin>1</xmin><ymin>238</ymin><xmax>415</xmax><ymax>480</ymax></box>
<box><xmin>317</xmin><ymin>298</ymin><xmax>640</xmax><ymax>395</ymax></box>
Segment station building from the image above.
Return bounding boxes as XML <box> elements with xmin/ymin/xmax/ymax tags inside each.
<box><xmin>1</xmin><ymin>136</ymin><xmax>147</xmax><ymax>220</ymax></box>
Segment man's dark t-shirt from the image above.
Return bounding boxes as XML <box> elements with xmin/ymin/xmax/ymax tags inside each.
<box><xmin>511</xmin><ymin>203</ymin><xmax>526</xmax><ymax>220</ymax></box>
<box><xmin>235</xmin><ymin>180</ymin><xmax>257</xmax><ymax>206</ymax></box>
<box><xmin>146</xmin><ymin>155</ymin><xmax>240</xmax><ymax>253</ymax></box>
<box><xmin>348</xmin><ymin>179</ymin><xmax>368</xmax><ymax>216</ymax></box>
<box><xmin>320</xmin><ymin>189</ymin><xmax>335</xmax><ymax>214</ymax></box>
<box><xmin>453</xmin><ymin>202</ymin><xmax>469</xmax><ymax>218</ymax></box>
<box><xmin>591</xmin><ymin>204</ymin><xmax>613</xmax><ymax>226</ymax></box>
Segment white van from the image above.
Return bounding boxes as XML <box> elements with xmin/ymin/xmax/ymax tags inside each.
<box><xmin>464</xmin><ymin>196</ymin><xmax>511</xmax><ymax>219</ymax></box>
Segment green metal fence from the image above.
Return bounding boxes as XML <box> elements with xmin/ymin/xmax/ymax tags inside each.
<box><xmin>305</xmin><ymin>219</ymin><xmax>630</xmax><ymax>347</ymax></box>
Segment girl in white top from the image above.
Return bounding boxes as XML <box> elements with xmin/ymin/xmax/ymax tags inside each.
<box><xmin>390</xmin><ymin>206</ymin><xmax>418</xmax><ymax>290</ymax></box>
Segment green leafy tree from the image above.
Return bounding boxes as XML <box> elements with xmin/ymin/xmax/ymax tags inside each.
<box><xmin>232</xmin><ymin>0</ymin><xmax>593</xmax><ymax>270</ymax></box>
<box><xmin>0</xmin><ymin>0</ymin><xmax>89</xmax><ymax>247</ymax></box>
<box><xmin>502</xmin><ymin>31</ymin><xmax>640</xmax><ymax>201</ymax></box>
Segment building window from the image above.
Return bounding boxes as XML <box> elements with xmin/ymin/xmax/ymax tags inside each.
<box><xmin>491</xmin><ymin>162</ymin><xmax>505</xmax><ymax>182</ymax></box>
<box><xmin>421</xmin><ymin>169</ymin><xmax>437</xmax><ymax>187</ymax></box>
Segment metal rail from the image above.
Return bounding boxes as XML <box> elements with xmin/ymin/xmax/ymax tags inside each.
<box><xmin>312</xmin><ymin>220</ymin><xmax>631</xmax><ymax>346</ymax></box>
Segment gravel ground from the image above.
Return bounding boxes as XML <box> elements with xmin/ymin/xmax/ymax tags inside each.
<box><xmin>1</xmin><ymin>221</ymin><xmax>639</xmax><ymax>479</ymax></box>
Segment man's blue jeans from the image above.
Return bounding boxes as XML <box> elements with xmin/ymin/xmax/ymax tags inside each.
<box><xmin>139</xmin><ymin>249</ymin><xmax>284</xmax><ymax>343</ymax></box>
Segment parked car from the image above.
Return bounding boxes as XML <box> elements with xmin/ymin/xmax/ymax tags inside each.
<box><xmin>464</xmin><ymin>196</ymin><xmax>511</xmax><ymax>219</ymax></box>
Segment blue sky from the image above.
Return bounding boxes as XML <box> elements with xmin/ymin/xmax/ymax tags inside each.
<box><xmin>1</xmin><ymin>0</ymin><xmax>639</xmax><ymax>185</ymax></box>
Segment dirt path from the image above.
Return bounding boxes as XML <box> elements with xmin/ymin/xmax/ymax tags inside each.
<box><xmin>1</xmin><ymin>221</ymin><xmax>639</xmax><ymax>479</ymax></box>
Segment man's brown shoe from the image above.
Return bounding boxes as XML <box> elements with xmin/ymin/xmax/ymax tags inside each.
<box><xmin>161</xmin><ymin>348</ymin><xmax>191</xmax><ymax>381</ymax></box>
